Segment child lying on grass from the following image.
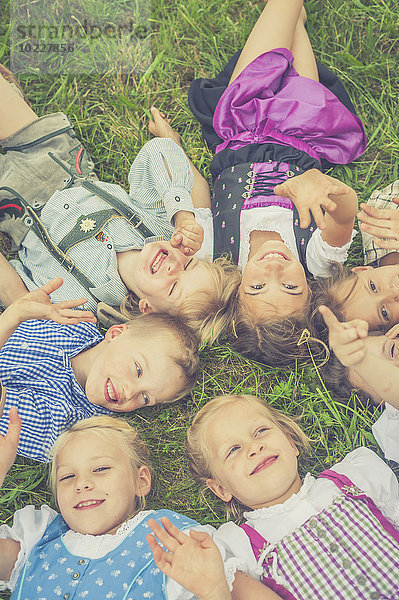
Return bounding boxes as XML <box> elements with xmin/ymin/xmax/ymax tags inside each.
<box><xmin>0</xmin><ymin>279</ymin><xmax>199</xmax><ymax>462</ymax></box>
<box><xmin>319</xmin><ymin>305</ymin><xmax>399</xmax><ymax>462</ymax></box>
<box><xmin>0</xmin><ymin>69</ymin><xmax>240</xmax><ymax>343</ymax></box>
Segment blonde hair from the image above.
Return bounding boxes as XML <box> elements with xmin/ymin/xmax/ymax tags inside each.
<box><xmin>123</xmin><ymin>313</ymin><xmax>200</xmax><ymax>402</ymax></box>
<box><xmin>49</xmin><ymin>416</ymin><xmax>152</xmax><ymax>512</ymax></box>
<box><xmin>186</xmin><ymin>394</ymin><xmax>310</xmax><ymax>519</ymax></box>
<box><xmin>121</xmin><ymin>256</ymin><xmax>241</xmax><ymax>344</ymax></box>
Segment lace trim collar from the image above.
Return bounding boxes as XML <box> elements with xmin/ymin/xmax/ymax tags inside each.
<box><xmin>244</xmin><ymin>473</ymin><xmax>315</xmax><ymax>519</ymax></box>
<box><xmin>65</xmin><ymin>510</ymin><xmax>153</xmax><ymax>541</ymax></box>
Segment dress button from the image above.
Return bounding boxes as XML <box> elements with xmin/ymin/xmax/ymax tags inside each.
<box><xmin>316</xmin><ymin>528</ymin><xmax>325</xmax><ymax>538</ymax></box>
<box><xmin>64</xmin><ymin>594</ymin><xmax>69</xmax><ymax>600</ymax></box>
<box><xmin>370</xmin><ymin>593</ymin><xmax>379</xmax><ymax>600</ymax></box>
<box><xmin>78</xmin><ymin>559</ymin><xmax>85</xmax><ymax>565</ymax></box>
<box><xmin>107</xmin><ymin>243</ymin><xmax>112</xmax><ymax>249</ymax></box>
<box><xmin>329</xmin><ymin>543</ymin><xmax>338</xmax><ymax>553</ymax></box>
<box><xmin>308</xmin><ymin>518</ymin><xmax>317</xmax><ymax>528</ymax></box>
<box><xmin>72</xmin><ymin>572</ymin><xmax>79</xmax><ymax>579</ymax></box>
<box><xmin>64</xmin><ymin>204</ymin><xmax>69</xmax><ymax>209</ymax></box>
<box><xmin>175</xmin><ymin>196</ymin><xmax>180</xmax><ymax>202</ymax></box>
<box><xmin>287</xmin><ymin>170</ymin><xmax>295</xmax><ymax>177</ymax></box>
<box><xmin>58</xmin><ymin>349</ymin><xmax>64</xmax><ymax>356</ymax></box>
<box><xmin>20</xmin><ymin>342</ymin><xmax>29</xmax><ymax>349</ymax></box>
<box><xmin>342</xmin><ymin>559</ymin><xmax>351</xmax><ymax>569</ymax></box>
<box><xmin>356</xmin><ymin>575</ymin><xmax>366</xmax><ymax>585</ymax></box>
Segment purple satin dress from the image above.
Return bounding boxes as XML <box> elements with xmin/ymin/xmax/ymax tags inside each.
<box><xmin>213</xmin><ymin>48</ymin><xmax>367</xmax><ymax>166</ymax></box>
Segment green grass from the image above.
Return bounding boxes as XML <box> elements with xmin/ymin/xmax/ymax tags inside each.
<box><xmin>0</xmin><ymin>0</ymin><xmax>398</xmax><ymax>596</ymax></box>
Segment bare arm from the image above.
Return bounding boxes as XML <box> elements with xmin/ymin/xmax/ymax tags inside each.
<box><xmin>232</xmin><ymin>571</ymin><xmax>283</xmax><ymax>599</ymax></box>
<box><xmin>0</xmin><ymin>253</ymin><xmax>29</xmax><ymax>307</ymax></box>
<box><xmin>0</xmin><ymin>408</ymin><xmax>22</xmax><ymax>582</ymax></box>
<box><xmin>0</xmin><ymin>278</ymin><xmax>96</xmax><ymax>351</ymax></box>
<box><xmin>275</xmin><ymin>169</ymin><xmax>357</xmax><ymax>246</ymax></box>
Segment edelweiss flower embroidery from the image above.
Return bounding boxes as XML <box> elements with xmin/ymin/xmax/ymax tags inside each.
<box><xmin>79</xmin><ymin>217</ymin><xmax>96</xmax><ymax>233</ymax></box>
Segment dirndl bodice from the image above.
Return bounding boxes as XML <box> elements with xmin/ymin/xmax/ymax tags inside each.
<box><xmin>240</xmin><ymin>470</ymin><xmax>399</xmax><ymax>600</ymax></box>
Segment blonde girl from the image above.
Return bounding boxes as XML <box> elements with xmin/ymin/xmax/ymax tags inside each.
<box><xmin>0</xmin><ymin>414</ymin><xmax>204</xmax><ymax>599</ymax></box>
<box><xmin>185</xmin><ymin>395</ymin><xmax>399</xmax><ymax>600</ymax></box>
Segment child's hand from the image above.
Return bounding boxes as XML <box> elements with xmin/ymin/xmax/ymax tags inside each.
<box><xmin>6</xmin><ymin>278</ymin><xmax>97</xmax><ymax>325</ymax></box>
<box><xmin>172</xmin><ymin>211</ymin><xmax>204</xmax><ymax>255</ymax></box>
<box><xmin>274</xmin><ymin>169</ymin><xmax>348</xmax><ymax>229</ymax></box>
<box><xmin>358</xmin><ymin>199</ymin><xmax>399</xmax><ymax>250</ymax></box>
<box><xmin>146</xmin><ymin>517</ymin><xmax>230</xmax><ymax>600</ymax></box>
<box><xmin>0</xmin><ymin>408</ymin><xmax>21</xmax><ymax>487</ymax></box>
<box><xmin>385</xmin><ymin>323</ymin><xmax>399</xmax><ymax>339</ymax></box>
<box><xmin>319</xmin><ymin>305</ymin><xmax>369</xmax><ymax>367</ymax></box>
<box><xmin>148</xmin><ymin>107</ymin><xmax>182</xmax><ymax>146</ymax></box>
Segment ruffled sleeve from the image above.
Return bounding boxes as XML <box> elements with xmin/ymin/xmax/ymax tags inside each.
<box><xmin>372</xmin><ymin>403</ymin><xmax>399</xmax><ymax>462</ymax></box>
<box><xmin>193</xmin><ymin>208</ymin><xmax>213</xmax><ymax>261</ymax></box>
<box><xmin>306</xmin><ymin>228</ymin><xmax>356</xmax><ymax>278</ymax></box>
<box><xmin>331</xmin><ymin>447</ymin><xmax>399</xmax><ymax>527</ymax></box>
<box><xmin>0</xmin><ymin>504</ymin><xmax>57</xmax><ymax>591</ymax></box>
<box><xmin>128</xmin><ymin>138</ymin><xmax>194</xmax><ymax>224</ymax></box>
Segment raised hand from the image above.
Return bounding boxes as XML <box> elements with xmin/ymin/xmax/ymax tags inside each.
<box><xmin>0</xmin><ymin>408</ymin><xmax>21</xmax><ymax>487</ymax></box>
<box><xmin>172</xmin><ymin>211</ymin><xmax>204</xmax><ymax>255</ymax></box>
<box><xmin>319</xmin><ymin>305</ymin><xmax>369</xmax><ymax>367</ymax></box>
<box><xmin>274</xmin><ymin>169</ymin><xmax>345</xmax><ymax>229</ymax></box>
<box><xmin>358</xmin><ymin>199</ymin><xmax>399</xmax><ymax>250</ymax></box>
<box><xmin>6</xmin><ymin>278</ymin><xmax>96</xmax><ymax>325</ymax></box>
<box><xmin>146</xmin><ymin>517</ymin><xmax>231</xmax><ymax>600</ymax></box>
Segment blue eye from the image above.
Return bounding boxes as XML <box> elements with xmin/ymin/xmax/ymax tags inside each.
<box><xmin>135</xmin><ymin>362</ymin><xmax>142</xmax><ymax>377</ymax></box>
<box><xmin>255</xmin><ymin>427</ymin><xmax>269</xmax><ymax>436</ymax></box>
<box><xmin>381</xmin><ymin>306</ymin><xmax>389</xmax><ymax>322</ymax></box>
<box><xmin>370</xmin><ymin>281</ymin><xmax>377</xmax><ymax>292</ymax></box>
<box><xmin>251</xmin><ymin>284</ymin><xmax>264</xmax><ymax>290</ymax></box>
<box><xmin>227</xmin><ymin>445</ymin><xmax>240</xmax><ymax>458</ymax></box>
<box><xmin>143</xmin><ymin>394</ymin><xmax>150</xmax><ymax>406</ymax></box>
<box><xmin>94</xmin><ymin>467</ymin><xmax>110</xmax><ymax>473</ymax></box>
<box><xmin>284</xmin><ymin>284</ymin><xmax>298</xmax><ymax>290</ymax></box>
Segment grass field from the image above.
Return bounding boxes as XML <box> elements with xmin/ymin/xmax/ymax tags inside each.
<box><xmin>0</xmin><ymin>0</ymin><xmax>398</xmax><ymax>596</ymax></box>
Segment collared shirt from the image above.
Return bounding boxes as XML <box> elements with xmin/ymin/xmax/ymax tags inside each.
<box><xmin>11</xmin><ymin>138</ymin><xmax>194</xmax><ymax>311</ymax></box>
<box><xmin>0</xmin><ymin>319</ymin><xmax>109</xmax><ymax>462</ymax></box>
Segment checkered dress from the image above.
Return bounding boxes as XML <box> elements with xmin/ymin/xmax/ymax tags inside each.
<box><xmin>0</xmin><ymin>320</ymin><xmax>110</xmax><ymax>462</ymax></box>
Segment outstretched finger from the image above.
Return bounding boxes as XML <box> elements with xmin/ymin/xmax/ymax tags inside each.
<box><xmin>310</xmin><ymin>205</ymin><xmax>326</xmax><ymax>230</ymax></box>
<box><xmin>296</xmin><ymin>206</ymin><xmax>311</xmax><ymax>229</ymax></box>
<box><xmin>374</xmin><ymin>239</ymin><xmax>399</xmax><ymax>250</ymax></box>
<box><xmin>146</xmin><ymin>534</ymin><xmax>173</xmax><ymax>574</ymax></box>
<box><xmin>319</xmin><ymin>305</ymin><xmax>341</xmax><ymax>330</ymax></box>
<box><xmin>359</xmin><ymin>203</ymin><xmax>395</xmax><ymax>219</ymax></box>
<box><xmin>358</xmin><ymin>222</ymin><xmax>398</xmax><ymax>240</ymax></box>
<box><xmin>148</xmin><ymin>518</ymin><xmax>183</xmax><ymax>553</ymax></box>
<box><xmin>160</xmin><ymin>517</ymin><xmax>191</xmax><ymax>545</ymax></box>
<box><xmin>39</xmin><ymin>277</ymin><xmax>64</xmax><ymax>295</ymax></box>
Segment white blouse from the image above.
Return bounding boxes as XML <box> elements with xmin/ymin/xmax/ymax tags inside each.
<box><xmin>372</xmin><ymin>403</ymin><xmax>399</xmax><ymax>462</ymax></box>
<box><xmin>212</xmin><ymin>447</ymin><xmax>399</xmax><ymax>585</ymax></box>
<box><xmin>0</xmin><ymin>508</ymin><xmax>215</xmax><ymax>599</ymax></box>
<box><xmin>194</xmin><ymin>205</ymin><xmax>355</xmax><ymax>277</ymax></box>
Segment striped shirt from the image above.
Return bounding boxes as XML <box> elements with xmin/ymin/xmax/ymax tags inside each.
<box><xmin>0</xmin><ymin>319</ymin><xmax>110</xmax><ymax>462</ymax></box>
<box><xmin>11</xmin><ymin>137</ymin><xmax>194</xmax><ymax>312</ymax></box>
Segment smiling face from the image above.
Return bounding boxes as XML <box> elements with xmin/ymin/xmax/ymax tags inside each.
<box><xmin>83</xmin><ymin>325</ymin><xmax>186</xmax><ymax>411</ymax></box>
<box><xmin>347</xmin><ymin>327</ymin><xmax>399</xmax><ymax>402</ymax></box>
<box><xmin>56</xmin><ymin>431</ymin><xmax>151</xmax><ymax>535</ymax></box>
<box><xmin>340</xmin><ymin>265</ymin><xmax>399</xmax><ymax>330</ymax></box>
<box><xmin>240</xmin><ymin>241</ymin><xmax>309</xmax><ymax>321</ymax></box>
<box><xmin>204</xmin><ymin>402</ymin><xmax>301</xmax><ymax>510</ymax></box>
<box><xmin>124</xmin><ymin>241</ymin><xmax>216</xmax><ymax>314</ymax></box>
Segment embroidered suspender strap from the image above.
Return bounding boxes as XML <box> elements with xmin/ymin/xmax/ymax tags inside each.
<box><xmin>58</xmin><ymin>209</ymin><xmax>125</xmax><ymax>253</ymax></box>
<box><xmin>239</xmin><ymin>523</ymin><xmax>298</xmax><ymax>600</ymax></box>
<box><xmin>0</xmin><ymin>186</ymin><xmax>98</xmax><ymax>302</ymax></box>
<box><xmin>48</xmin><ymin>152</ymin><xmax>155</xmax><ymax>239</ymax></box>
<box><xmin>318</xmin><ymin>468</ymin><xmax>399</xmax><ymax>543</ymax></box>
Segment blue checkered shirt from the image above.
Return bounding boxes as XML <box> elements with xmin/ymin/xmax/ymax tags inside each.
<box><xmin>0</xmin><ymin>320</ymin><xmax>111</xmax><ymax>462</ymax></box>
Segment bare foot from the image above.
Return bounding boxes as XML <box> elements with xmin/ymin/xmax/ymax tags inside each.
<box><xmin>148</xmin><ymin>107</ymin><xmax>181</xmax><ymax>145</ymax></box>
